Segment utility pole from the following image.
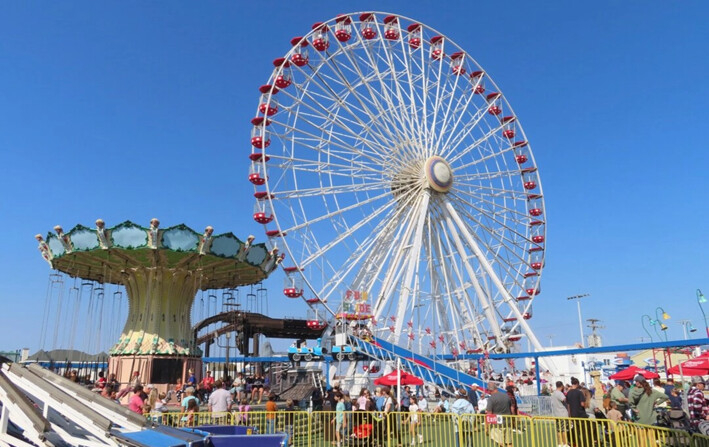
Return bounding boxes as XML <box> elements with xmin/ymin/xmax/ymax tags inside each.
<box><xmin>586</xmin><ymin>319</ymin><xmax>605</xmax><ymax>348</ymax></box>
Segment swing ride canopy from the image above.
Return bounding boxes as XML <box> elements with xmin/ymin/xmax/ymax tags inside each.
<box><xmin>37</xmin><ymin>220</ymin><xmax>277</xmax><ymax>289</ymax></box>
<box><xmin>36</xmin><ymin>220</ymin><xmax>280</xmax><ymax>357</ymax></box>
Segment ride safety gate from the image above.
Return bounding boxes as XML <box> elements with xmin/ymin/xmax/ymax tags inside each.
<box><xmin>152</xmin><ymin>410</ymin><xmax>709</xmax><ymax>447</ymax></box>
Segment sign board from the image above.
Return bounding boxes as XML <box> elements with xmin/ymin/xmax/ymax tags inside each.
<box><xmin>485</xmin><ymin>414</ymin><xmax>503</xmax><ymax>425</ymax></box>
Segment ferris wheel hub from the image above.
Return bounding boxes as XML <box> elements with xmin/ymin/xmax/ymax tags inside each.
<box><xmin>424</xmin><ymin>156</ymin><xmax>453</xmax><ymax>193</ymax></box>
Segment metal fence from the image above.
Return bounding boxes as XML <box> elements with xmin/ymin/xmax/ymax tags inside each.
<box><xmin>518</xmin><ymin>395</ymin><xmax>553</xmax><ymax>416</ymax></box>
<box><xmin>151</xmin><ymin>409</ymin><xmax>709</xmax><ymax>446</ymax></box>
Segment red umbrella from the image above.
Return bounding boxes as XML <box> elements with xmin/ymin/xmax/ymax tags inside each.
<box><xmin>373</xmin><ymin>370</ymin><xmax>423</xmax><ymax>386</ymax></box>
<box><xmin>668</xmin><ymin>356</ymin><xmax>709</xmax><ymax>376</ymax></box>
<box><xmin>609</xmin><ymin>365</ymin><xmax>659</xmax><ymax>381</ymax></box>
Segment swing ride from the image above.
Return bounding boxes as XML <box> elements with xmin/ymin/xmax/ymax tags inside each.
<box><xmin>34</xmin><ymin>219</ymin><xmax>281</xmax><ymax>387</ymax></box>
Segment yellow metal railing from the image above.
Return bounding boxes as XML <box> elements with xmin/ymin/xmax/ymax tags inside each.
<box><xmin>147</xmin><ymin>409</ymin><xmax>707</xmax><ymax>447</ymax></box>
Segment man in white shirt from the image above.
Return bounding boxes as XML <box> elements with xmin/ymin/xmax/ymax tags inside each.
<box><xmin>551</xmin><ymin>381</ymin><xmax>569</xmax><ymax>447</ymax></box>
<box><xmin>208</xmin><ymin>379</ymin><xmax>233</xmax><ymax>422</ymax></box>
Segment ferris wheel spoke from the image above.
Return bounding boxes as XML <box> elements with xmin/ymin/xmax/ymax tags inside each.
<box><xmin>313</xmin><ymin>228</ymin><xmax>390</xmax><ymax>304</ymax></box>
<box><xmin>454</xmin><ymin>167</ymin><xmax>526</xmax><ymax>183</ymax></box>
<box><xmin>282</xmin><ymin>71</ymin><xmax>399</xmax><ymax>160</ymax></box>
<box><xmin>394</xmin><ymin>45</ymin><xmax>429</xmax><ymax>154</ymax></box>
<box><xmin>269</xmin><ymin>109</ymin><xmax>390</xmax><ymax>165</ymax></box>
<box><xmin>432</xmin><ymin>205</ymin><xmax>491</xmax><ymax>338</ymax></box>
<box><xmin>366</xmin><ymin>42</ymin><xmax>433</xmax><ymax>157</ymax></box>
<box><xmin>277</xmin><ymin>188</ymin><xmax>392</xmax><ymax>234</ymax></box>
<box><xmin>426</xmin><ymin>60</ymin><xmax>463</xmax><ymax>154</ymax></box>
<box><xmin>391</xmin><ymin>191</ymin><xmax>430</xmax><ymax>337</ymax></box>
<box><xmin>438</xmin><ymin>197</ymin><xmax>504</xmax><ymax>340</ymax></box>
<box><xmin>427</xmin><ymin>219</ymin><xmax>485</xmax><ymax>348</ymax></box>
<box><xmin>336</xmin><ymin>41</ymin><xmax>419</xmax><ymax>146</ymax></box>
<box><xmin>317</xmin><ymin>202</ymin><xmax>414</xmax><ymax>303</ymax></box>
<box><xmin>455</xmin><ymin>182</ymin><xmax>534</xmax><ymax>206</ymax></box>
<box><xmin>273</xmin><ymin>177</ymin><xmax>388</xmax><ymax>200</ymax></box>
<box><xmin>307</xmin><ymin>50</ymin><xmax>416</xmax><ymax>155</ymax></box>
<box><xmin>446</xmin><ymin>202</ymin><xmax>528</xmax><ymax>296</ymax></box>
<box><xmin>402</xmin><ymin>38</ymin><xmax>433</xmax><ymax>153</ymax></box>
<box><xmin>444</xmin><ymin>112</ymin><xmax>506</xmax><ymax>164</ymax></box>
<box><xmin>373</xmin><ymin>37</ymin><xmax>429</xmax><ymax>156</ymax></box>
<box><xmin>451</xmin><ymin>192</ymin><xmax>530</xmax><ymax>248</ymax></box>
<box><xmin>448</xmin><ymin>196</ymin><xmax>532</xmax><ymax>281</ymax></box>
<box><xmin>442</xmin><ymin>199</ymin><xmax>545</xmax><ymax>351</ymax></box>
<box><xmin>294</xmin><ymin>192</ymin><xmax>402</xmax><ymax>270</ymax></box>
<box><xmin>452</xmin><ymin>186</ymin><xmax>531</xmax><ymax>226</ymax></box>
<box><xmin>438</xmin><ymin>90</ymin><xmax>486</xmax><ymax>157</ymax></box>
<box><xmin>371</xmin><ymin>194</ymin><xmax>431</xmax><ymax>323</ymax></box>
<box><xmin>433</xmin><ymin>79</ymin><xmax>478</xmax><ymax>155</ymax></box>
<box><xmin>283</xmin><ymin>86</ymin><xmax>397</xmax><ymax>161</ymax></box>
<box><xmin>336</xmin><ymin>38</ymin><xmax>426</xmax><ymax>146</ymax></box>
<box><xmin>421</xmin><ymin>50</ymin><xmax>444</xmax><ymax>153</ymax></box>
<box><xmin>346</xmin><ymin>212</ymin><xmax>409</xmax><ymax>293</ymax></box>
<box><xmin>269</xmin><ymin>154</ymin><xmax>384</xmax><ymax>179</ymax></box>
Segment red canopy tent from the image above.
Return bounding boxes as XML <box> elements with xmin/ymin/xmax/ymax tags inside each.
<box><xmin>373</xmin><ymin>370</ymin><xmax>423</xmax><ymax>386</ymax></box>
<box><xmin>668</xmin><ymin>356</ymin><xmax>709</xmax><ymax>376</ymax></box>
<box><xmin>609</xmin><ymin>365</ymin><xmax>659</xmax><ymax>381</ymax></box>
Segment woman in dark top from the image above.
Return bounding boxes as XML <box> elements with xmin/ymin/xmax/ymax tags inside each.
<box><xmin>506</xmin><ymin>385</ymin><xmax>519</xmax><ymax>415</ymax></box>
<box><xmin>252</xmin><ymin>375</ymin><xmax>264</xmax><ymax>404</ymax></box>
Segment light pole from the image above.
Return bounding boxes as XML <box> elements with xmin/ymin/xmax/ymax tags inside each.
<box><xmin>567</xmin><ymin>293</ymin><xmax>590</xmax><ymax>348</ymax></box>
<box><xmin>641</xmin><ymin>315</ymin><xmax>655</xmax><ymax>342</ymax></box>
<box><xmin>697</xmin><ymin>289</ymin><xmax>708</xmax><ymax>337</ymax></box>
<box><xmin>678</xmin><ymin>320</ymin><xmax>697</xmax><ymax>340</ymax></box>
<box><xmin>641</xmin><ymin>314</ymin><xmax>659</xmax><ymax>371</ymax></box>
<box><xmin>655</xmin><ymin>307</ymin><xmax>670</xmax><ymax>341</ymax></box>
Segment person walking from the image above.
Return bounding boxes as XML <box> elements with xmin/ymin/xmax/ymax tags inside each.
<box><xmin>331</xmin><ymin>392</ymin><xmax>346</xmax><ymax>447</ymax></box>
<box><xmin>450</xmin><ymin>388</ymin><xmax>475</xmax><ymax>445</ymax></box>
<box><xmin>565</xmin><ymin>377</ymin><xmax>588</xmax><ymax>447</ymax></box>
<box><xmin>551</xmin><ymin>381</ymin><xmax>570</xmax><ymax>447</ymax></box>
<box><xmin>407</xmin><ymin>395</ymin><xmax>423</xmax><ymax>445</ymax></box>
<box><xmin>486</xmin><ymin>382</ymin><xmax>512</xmax><ymax>447</ymax></box>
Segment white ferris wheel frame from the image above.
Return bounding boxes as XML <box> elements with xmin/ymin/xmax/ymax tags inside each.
<box><xmin>249</xmin><ymin>11</ymin><xmax>547</xmax><ymax>358</ymax></box>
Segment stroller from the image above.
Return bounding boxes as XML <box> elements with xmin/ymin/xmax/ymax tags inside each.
<box><xmin>349</xmin><ymin>423</ymin><xmax>374</xmax><ymax>447</ymax></box>
<box><xmin>655</xmin><ymin>407</ymin><xmax>694</xmax><ymax>447</ymax></box>
<box><xmin>656</xmin><ymin>407</ymin><xmax>693</xmax><ymax>432</ymax></box>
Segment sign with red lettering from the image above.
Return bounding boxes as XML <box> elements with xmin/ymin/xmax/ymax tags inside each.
<box><xmin>485</xmin><ymin>414</ymin><xmax>503</xmax><ymax>425</ymax></box>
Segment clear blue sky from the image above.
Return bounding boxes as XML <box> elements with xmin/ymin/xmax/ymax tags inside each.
<box><xmin>1</xmin><ymin>1</ymin><xmax>708</xmax><ymax>354</ymax></box>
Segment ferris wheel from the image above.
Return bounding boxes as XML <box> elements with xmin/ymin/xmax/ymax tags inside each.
<box><xmin>249</xmin><ymin>12</ymin><xmax>547</xmax><ymax>356</ymax></box>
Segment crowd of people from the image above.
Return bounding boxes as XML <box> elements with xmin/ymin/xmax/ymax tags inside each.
<box><xmin>74</xmin><ymin>363</ymin><xmax>709</xmax><ymax>447</ymax></box>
